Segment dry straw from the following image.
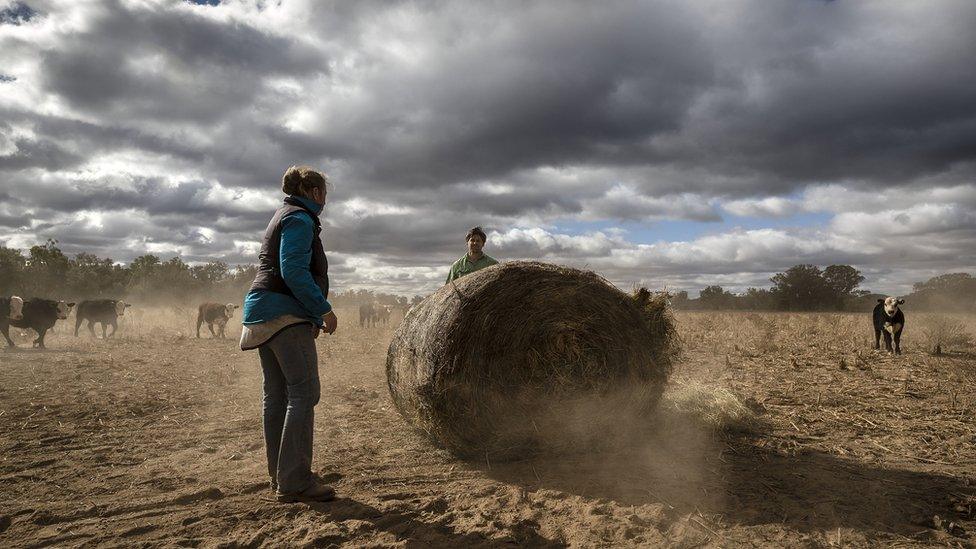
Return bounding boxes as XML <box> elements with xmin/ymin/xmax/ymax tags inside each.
<box><xmin>386</xmin><ymin>261</ymin><xmax>679</xmax><ymax>460</ymax></box>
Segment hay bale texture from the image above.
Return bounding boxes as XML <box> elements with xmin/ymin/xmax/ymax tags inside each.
<box><xmin>386</xmin><ymin>261</ymin><xmax>678</xmax><ymax>460</ymax></box>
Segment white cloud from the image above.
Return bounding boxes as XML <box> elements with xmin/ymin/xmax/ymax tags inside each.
<box><xmin>723</xmin><ymin>196</ymin><xmax>801</xmax><ymax>218</ymax></box>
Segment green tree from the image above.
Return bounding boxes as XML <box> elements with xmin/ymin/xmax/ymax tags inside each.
<box><xmin>192</xmin><ymin>261</ymin><xmax>229</xmax><ymax>285</ymax></box>
<box><xmin>0</xmin><ymin>246</ymin><xmax>26</xmax><ymax>295</ymax></box>
<box><xmin>770</xmin><ymin>264</ymin><xmax>829</xmax><ymax>310</ymax></box>
<box><xmin>742</xmin><ymin>287</ymin><xmax>776</xmax><ymax>310</ymax></box>
<box><xmin>129</xmin><ymin>254</ymin><xmax>161</xmax><ymax>281</ymax></box>
<box><xmin>67</xmin><ymin>252</ymin><xmax>129</xmax><ymax>298</ymax></box>
<box><xmin>699</xmin><ymin>285</ymin><xmax>733</xmax><ymax>309</ymax></box>
<box><xmin>25</xmin><ymin>239</ymin><xmax>70</xmax><ymax>296</ymax></box>
<box><xmin>822</xmin><ymin>264</ymin><xmax>864</xmax><ymax>309</ymax></box>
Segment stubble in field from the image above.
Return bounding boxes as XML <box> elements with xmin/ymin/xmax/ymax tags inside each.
<box><xmin>1</xmin><ymin>306</ymin><xmax>974</xmax><ymax>547</ymax></box>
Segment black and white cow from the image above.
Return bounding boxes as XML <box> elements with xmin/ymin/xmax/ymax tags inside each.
<box><xmin>196</xmin><ymin>302</ymin><xmax>239</xmax><ymax>338</ymax></box>
<box><xmin>75</xmin><ymin>299</ymin><xmax>131</xmax><ymax>339</ymax></box>
<box><xmin>375</xmin><ymin>304</ymin><xmax>392</xmax><ymax>326</ymax></box>
<box><xmin>1</xmin><ymin>298</ymin><xmax>74</xmax><ymax>348</ymax></box>
<box><xmin>1</xmin><ymin>296</ymin><xmax>24</xmax><ymax>322</ymax></box>
<box><xmin>873</xmin><ymin>297</ymin><xmax>906</xmax><ymax>354</ymax></box>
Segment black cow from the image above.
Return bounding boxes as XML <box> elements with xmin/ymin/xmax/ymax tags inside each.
<box><xmin>197</xmin><ymin>302</ymin><xmax>239</xmax><ymax>338</ymax></box>
<box><xmin>359</xmin><ymin>301</ymin><xmax>377</xmax><ymax>328</ymax></box>
<box><xmin>873</xmin><ymin>297</ymin><xmax>905</xmax><ymax>354</ymax></box>
<box><xmin>1</xmin><ymin>298</ymin><xmax>75</xmax><ymax>348</ymax></box>
<box><xmin>75</xmin><ymin>299</ymin><xmax>130</xmax><ymax>339</ymax></box>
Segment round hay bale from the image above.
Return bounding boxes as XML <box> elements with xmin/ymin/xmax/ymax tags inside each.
<box><xmin>386</xmin><ymin>261</ymin><xmax>678</xmax><ymax>460</ymax></box>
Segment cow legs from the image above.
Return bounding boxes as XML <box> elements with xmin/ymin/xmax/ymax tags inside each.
<box><xmin>33</xmin><ymin>328</ymin><xmax>47</xmax><ymax>349</ymax></box>
<box><xmin>1</xmin><ymin>325</ymin><xmax>15</xmax><ymax>348</ymax></box>
<box><xmin>891</xmin><ymin>324</ymin><xmax>903</xmax><ymax>355</ymax></box>
<box><xmin>87</xmin><ymin>320</ymin><xmax>97</xmax><ymax>338</ymax></box>
<box><xmin>882</xmin><ymin>330</ymin><xmax>893</xmax><ymax>353</ymax></box>
<box><xmin>107</xmin><ymin>320</ymin><xmax>117</xmax><ymax>338</ymax></box>
<box><xmin>207</xmin><ymin>322</ymin><xmax>217</xmax><ymax>338</ymax></box>
<box><xmin>75</xmin><ymin>316</ymin><xmax>83</xmax><ymax>337</ymax></box>
<box><xmin>873</xmin><ymin>327</ymin><xmax>881</xmax><ymax>350</ymax></box>
<box><xmin>101</xmin><ymin>322</ymin><xmax>108</xmax><ymax>339</ymax></box>
<box><xmin>196</xmin><ymin>317</ymin><xmax>203</xmax><ymax>338</ymax></box>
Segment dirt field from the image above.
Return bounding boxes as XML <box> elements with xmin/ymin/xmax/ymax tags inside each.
<box><xmin>1</xmin><ymin>307</ymin><xmax>975</xmax><ymax>548</ymax></box>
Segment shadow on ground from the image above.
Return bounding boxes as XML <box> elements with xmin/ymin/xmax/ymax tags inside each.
<box><xmin>481</xmin><ymin>430</ymin><xmax>974</xmax><ymax>539</ymax></box>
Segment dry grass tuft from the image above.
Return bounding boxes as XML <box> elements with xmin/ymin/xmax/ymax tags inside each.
<box><xmin>660</xmin><ymin>379</ymin><xmax>761</xmax><ymax>434</ymax></box>
<box><xmin>916</xmin><ymin>314</ymin><xmax>975</xmax><ymax>355</ymax></box>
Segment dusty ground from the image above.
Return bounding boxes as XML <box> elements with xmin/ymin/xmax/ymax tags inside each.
<box><xmin>1</xmin><ymin>308</ymin><xmax>975</xmax><ymax>548</ymax></box>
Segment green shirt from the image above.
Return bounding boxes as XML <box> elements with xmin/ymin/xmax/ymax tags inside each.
<box><xmin>446</xmin><ymin>253</ymin><xmax>498</xmax><ymax>283</ymax></box>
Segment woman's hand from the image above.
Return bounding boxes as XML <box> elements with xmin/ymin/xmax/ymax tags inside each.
<box><xmin>322</xmin><ymin>310</ymin><xmax>338</xmax><ymax>335</ymax></box>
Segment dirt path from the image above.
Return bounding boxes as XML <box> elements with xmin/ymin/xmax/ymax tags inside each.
<box><xmin>1</xmin><ymin>311</ymin><xmax>974</xmax><ymax>547</ymax></box>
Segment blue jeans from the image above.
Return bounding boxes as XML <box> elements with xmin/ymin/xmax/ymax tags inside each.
<box><xmin>258</xmin><ymin>323</ymin><xmax>321</xmax><ymax>494</ymax></box>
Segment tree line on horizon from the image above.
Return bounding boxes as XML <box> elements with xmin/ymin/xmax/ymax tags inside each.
<box><xmin>1</xmin><ymin>240</ymin><xmax>973</xmax><ymax>312</ymax></box>
<box><xmin>0</xmin><ymin>240</ymin><xmax>418</xmax><ymax>309</ymax></box>
<box><xmin>673</xmin><ymin>264</ymin><xmax>976</xmax><ymax>312</ymax></box>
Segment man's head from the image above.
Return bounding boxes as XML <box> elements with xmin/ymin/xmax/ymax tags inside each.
<box><xmin>466</xmin><ymin>226</ymin><xmax>487</xmax><ymax>257</ymax></box>
<box><xmin>282</xmin><ymin>166</ymin><xmax>328</xmax><ymax>206</ymax></box>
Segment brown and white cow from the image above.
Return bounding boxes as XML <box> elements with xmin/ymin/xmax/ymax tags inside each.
<box><xmin>2</xmin><ymin>296</ymin><xmax>24</xmax><ymax>321</ymax></box>
<box><xmin>1</xmin><ymin>298</ymin><xmax>74</xmax><ymax>348</ymax></box>
<box><xmin>197</xmin><ymin>302</ymin><xmax>239</xmax><ymax>338</ymax></box>
<box><xmin>75</xmin><ymin>299</ymin><xmax>131</xmax><ymax>338</ymax></box>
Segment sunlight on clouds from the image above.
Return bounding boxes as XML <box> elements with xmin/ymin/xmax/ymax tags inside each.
<box><xmin>146</xmin><ymin>242</ymin><xmax>189</xmax><ymax>256</ymax></box>
<box><xmin>196</xmin><ymin>226</ymin><xmax>215</xmax><ymax>244</ymax></box>
<box><xmin>77</xmin><ymin>211</ymin><xmax>104</xmax><ymax>230</ymax></box>
<box><xmin>333</xmin><ymin>197</ymin><xmax>417</xmax><ymax>221</ymax></box>
<box><xmin>233</xmin><ymin>240</ymin><xmax>261</xmax><ymax>256</ymax></box>
<box><xmin>723</xmin><ymin>196</ymin><xmax>801</xmax><ymax>218</ymax></box>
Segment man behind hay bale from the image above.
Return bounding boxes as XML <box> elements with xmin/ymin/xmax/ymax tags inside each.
<box><xmin>445</xmin><ymin>226</ymin><xmax>499</xmax><ymax>284</ymax></box>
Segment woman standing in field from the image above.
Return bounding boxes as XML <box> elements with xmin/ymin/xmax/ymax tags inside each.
<box><xmin>240</xmin><ymin>166</ymin><xmax>339</xmax><ymax>503</ymax></box>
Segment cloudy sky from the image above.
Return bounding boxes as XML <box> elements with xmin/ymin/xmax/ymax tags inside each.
<box><xmin>1</xmin><ymin>0</ymin><xmax>975</xmax><ymax>296</ymax></box>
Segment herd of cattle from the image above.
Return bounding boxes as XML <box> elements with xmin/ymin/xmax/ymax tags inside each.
<box><xmin>1</xmin><ymin>294</ymin><xmax>907</xmax><ymax>352</ymax></box>
<box><xmin>0</xmin><ymin>297</ymin><xmax>237</xmax><ymax>348</ymax></box>
<box><xmin>358</xmin><ymin>301</ymin><xmax>406</xmax><ymax>328</ymax></box>
<box><xmin>0</xmin><ymin>296</ymin><xmax>412</xmax><ymax>349</ymax></box>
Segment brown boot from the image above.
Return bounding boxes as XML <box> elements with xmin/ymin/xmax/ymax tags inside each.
<box><xmin>276</xmin><ymin>479</ymin><xmax>336</xmax><ymax>503</ymax></box>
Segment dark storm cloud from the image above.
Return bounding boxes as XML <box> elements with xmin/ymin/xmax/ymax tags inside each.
<box><xmin>0</xmin><ymin>136</ymin><xmax>81</xmax><ymax>170</ymax></box>
<box><xmin>39</xmin><ymin>0</ymin><xmax>325</xmax><ymax>122</ymax></box>
<box><xmin>274</xmin><ymin>0</ymin><xmax>976</xmax><ymax>197</ymax></box>
<box><xmin>0</xmin><ymin>1</ymin><xmax>36</xmax><ymax>25</ymax></box>
<box><xmin>12</xmin><ymin>0</ymin><xmax>976</xmax><ymax>197</ymax></box>
<box><xmin>3</xmin><ymin>0</ymin><xmax>976</xmax><ymax>294</ymax></box>
<box><xmin>2</xmin><ymin>172</ymin><xmax>278</xmax><ymax>224</ymax></box>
